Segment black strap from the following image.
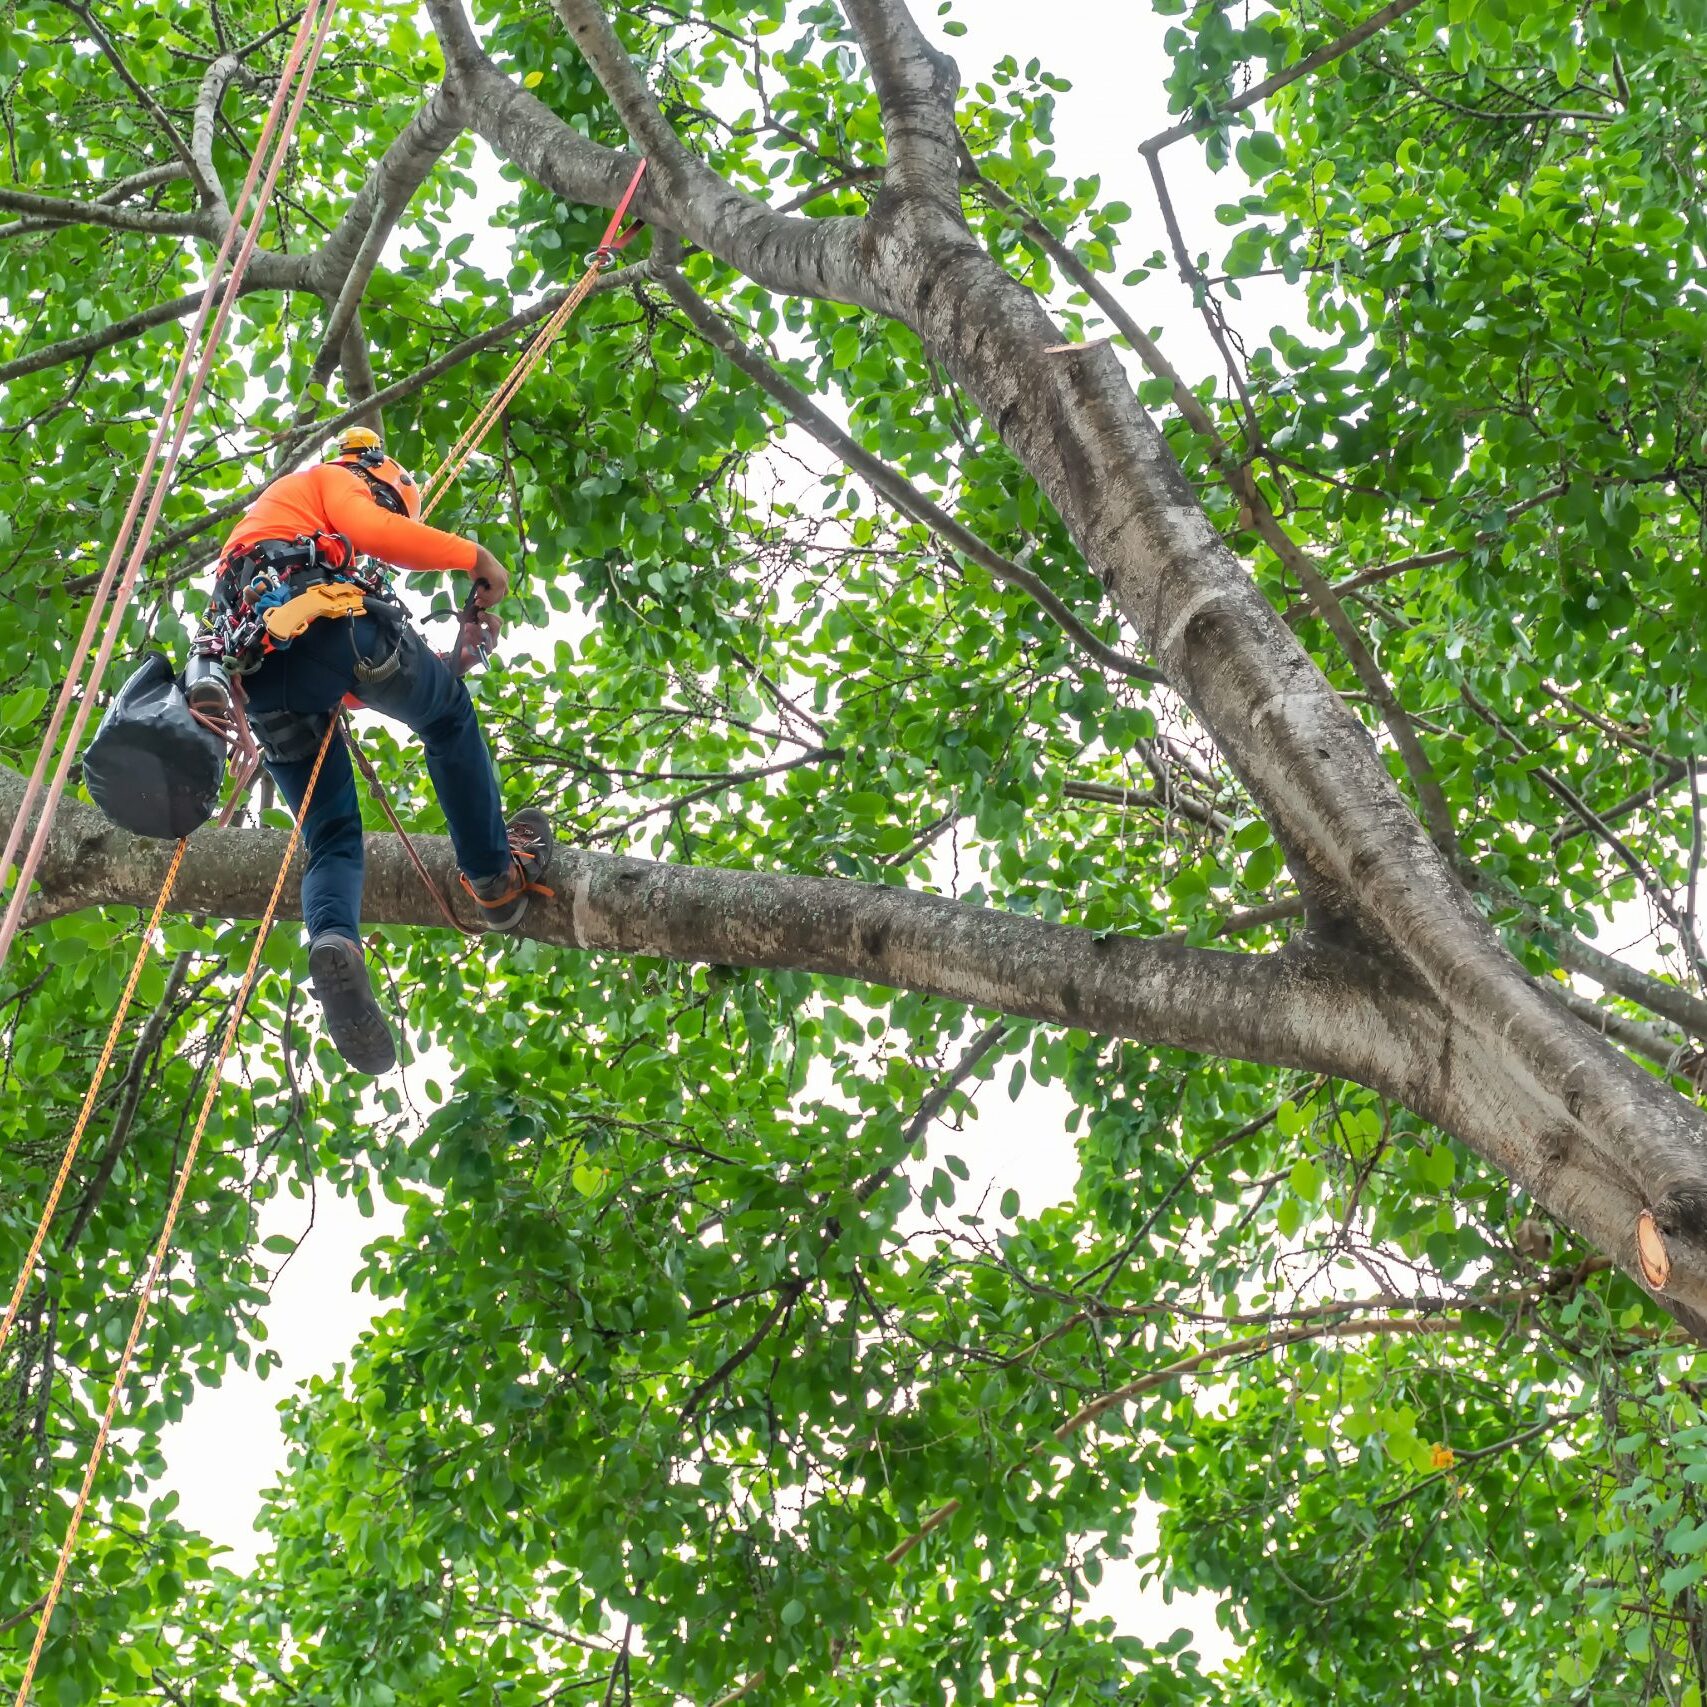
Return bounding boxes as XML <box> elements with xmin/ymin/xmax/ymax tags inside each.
<box><xmin>340</xmin><ymin>460</ymin><xmax>407</xmax><ymax>517</ymax></box>
<box><xmin>217</xmin><ymin>536</ymin><xmax>313</xmax><ymax>596</ymax></box>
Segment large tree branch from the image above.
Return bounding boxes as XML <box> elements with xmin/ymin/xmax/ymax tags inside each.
<box><xmin>12</xmin><ymin>762</ymin><xmax>1704</xmax><ymax>1335</ymax></box>
<box><xmin>413</xmin><ymin>0</ymin><xmax>1707</xmax><ymax>1335</ymax></box>
<box><xmin>428</xmin><ymin>0</ymin><xmax>874</xmax><ymax>308</ymax></box>
<box><xmin>657</xmin><ymin>260</ymin><xmax>1159</xmax><ymax>685</ymax></box>
<box><xmin>10</xmin><ymin>767</ymin><xmax>1424</xmax><ymax>1092</ymax></box>
<box><xmin>840</xmin><ymin>0</ymin><xmax>964</xmax><ymax>204</ymax></box>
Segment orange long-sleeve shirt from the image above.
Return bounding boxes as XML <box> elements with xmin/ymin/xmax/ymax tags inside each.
<box><xmin>222</xmin><ymin>463</ymin><xmax>477</xmax><ymax>574</ymax></box>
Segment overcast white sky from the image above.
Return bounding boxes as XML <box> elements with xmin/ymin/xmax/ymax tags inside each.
<box><xmin>152</xmin><ymin>0</ymin><xmax>1303</xmax><ymax>1673</ymax></box>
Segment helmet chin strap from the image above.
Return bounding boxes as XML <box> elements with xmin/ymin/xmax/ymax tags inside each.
<box><xmin>342</xmin><ymin>459</ymin><xmax>408</xmax><ymax>515</ymax></box>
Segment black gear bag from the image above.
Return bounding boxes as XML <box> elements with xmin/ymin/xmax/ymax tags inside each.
<box><xmin>84</xmin><ymin>653</ymin><xmax>227</xmax><ymax>840</ymax></box>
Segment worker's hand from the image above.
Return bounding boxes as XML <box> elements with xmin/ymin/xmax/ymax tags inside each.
<box><xmin>447</xmin><ymin>604</ymin><xmax>502</xmax><ymax>676</ymax></box>
<box><xmin>469</xmin><ymin>544</ymin><xmax>510</xmax><ymax>608</ymax></box>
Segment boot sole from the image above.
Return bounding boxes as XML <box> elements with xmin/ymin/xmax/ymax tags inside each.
<box><xmin>308</xmin><ymin>936</ymin><xmax>397</xmax><ymax>1074</ymax></box>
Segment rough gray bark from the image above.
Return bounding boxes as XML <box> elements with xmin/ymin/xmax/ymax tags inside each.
<box><xmin>6</xmin><ymin>765</ymin><xmax>1424</xmax><ymax>1084</ymax></box>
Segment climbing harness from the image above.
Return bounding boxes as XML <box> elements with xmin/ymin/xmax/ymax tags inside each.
<box><xmin>2</xmin><ymin>150</ymin><xmax>648</xmax><ymax>1704</ymax></box>
<box><xmin>0</xmin><ymin>0</ymin><xmax>340</xmax><ymax>977</ymax></box>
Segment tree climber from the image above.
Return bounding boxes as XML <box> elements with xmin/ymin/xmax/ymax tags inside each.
<box><xmin>201</xmin><ymin>426</ymin><xmax>554</xmax><ymax>1074</ymax></box>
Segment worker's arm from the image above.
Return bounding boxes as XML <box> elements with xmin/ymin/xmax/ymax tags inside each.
<box><xmin>313</xmin><ymin>464</ymin><xmax>478</xmax><ymax>574</ymax></box>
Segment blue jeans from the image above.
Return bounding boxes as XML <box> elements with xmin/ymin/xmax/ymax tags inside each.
<box><xmin>241</xmin><ymin>610</ymin><xmax>512</xmax><ymax>942</ymax></box>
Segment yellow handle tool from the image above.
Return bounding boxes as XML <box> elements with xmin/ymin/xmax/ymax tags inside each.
<box><xmin>262</xmin><ymin>581</ymin><xmax>366</xmax><ymax>644</ymax></box>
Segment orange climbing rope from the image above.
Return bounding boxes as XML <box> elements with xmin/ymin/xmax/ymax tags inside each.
<box><xmin>419</xmin><ymin>158</ymin><xmax>645</xmax><ymax>516</ymax></box>
<box><xmin>0</xmin><ymin>841</ymin><xmax>187</xmax><ymax>1367</ymax></box>
<box><xmin>0</xmin><ymin>0</ymin><xmax>339</xmax><ymax>976</ymax></box>
<box><xmin>9</xmin><ymin>720</ymin><xmax>337</xmax><ymax>1707</ymax></box>
<box><xmin>3</xmin><ymin>152</ymin><xmax>650</xmax><ymax>1702</ymax></box>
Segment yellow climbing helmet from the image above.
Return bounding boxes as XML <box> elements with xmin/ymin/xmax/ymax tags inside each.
<box><xmin>330</xmin><ymin>426</ymin><xmax>422</xmax><ymax>522</ymax></box>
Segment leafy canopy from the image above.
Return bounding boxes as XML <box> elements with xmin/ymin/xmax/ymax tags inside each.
<box><xmin>3</xmin><ymin>0</ymin><xmax>1707</xmax><ymax>1702</ymax></box>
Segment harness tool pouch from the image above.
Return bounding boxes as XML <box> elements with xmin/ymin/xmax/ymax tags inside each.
<box><xmin>84</xmin><ymin>653</ymin><xmax>228</xmax><ymax>839</ymax></box>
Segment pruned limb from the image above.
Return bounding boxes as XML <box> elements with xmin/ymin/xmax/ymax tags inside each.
<box><xmin>974</xmin><ymin>171</ymin><xmax>1457</xmax><ymax>852</ymax></box>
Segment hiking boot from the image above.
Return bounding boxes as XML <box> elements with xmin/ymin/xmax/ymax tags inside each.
<box><xmin>461</xmin><ymin>808</ymin><xmax>556</xmax><ymax>935</ymax></box>
<box><xmin>307</xmin><ymin>933</ymin><xmax>396</xmax><ymax>1074</ymax></box>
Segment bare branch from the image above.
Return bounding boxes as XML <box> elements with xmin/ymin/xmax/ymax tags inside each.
<box><xmin>0</xmin><ymin>184</ymin><xmax>207</xmax><ymax>238</ymax></box>
<box><xmin>1550</xmin><ymin>762</ymin><xmax>1688</xmax><ymax>851</ymax></box>
<box><xmin>1331</xmin><ymin>483</ymin><xmax>1568</xmax><ymax>595</ymax></box>
<box><xmin>1061</xmin><ymin>779</ymin><xmax>1229</xmax><ymax>831</ymax></box>
<box><xmin>1139</xmin><ymin>0</ymin><xmax>1430</xmax><ymax>154</ymax></box>
<box><xmin>657</xmin><ymin>261</ymin><xmax>1160</xmax><ymax>685</ymax></box>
